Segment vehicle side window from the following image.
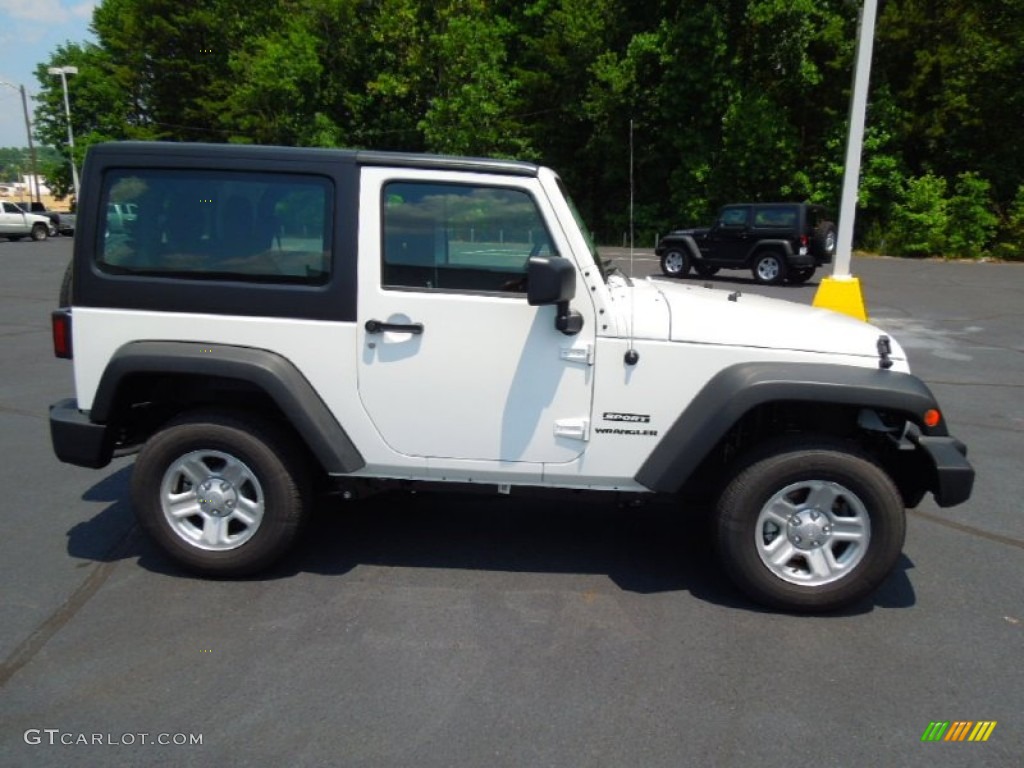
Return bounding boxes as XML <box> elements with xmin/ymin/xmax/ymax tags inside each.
<box><xmin>753</xmin><ymin>208</ymin><xmax>797</xmax><ymax>228</ymax></box>
<box><xmin>97</xmin><ymin>169</ymin><xmax>333</xmax><ymax>285</ymax></box>
<box><xmin>719</xmin><ymin>208</ymin><xmax>748</xmax><ymax>228</ymax></box>
<box><xmin>381</xmin><ymin>181</ymin><xmax>555</xmax><ymax>294</ymax></box>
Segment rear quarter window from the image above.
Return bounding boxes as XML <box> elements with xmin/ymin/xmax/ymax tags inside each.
<box><xmin>753</xmin><ymin>207</ymin><xmax>797</xmax><ymax>228</ymax></box>
<box><xmin>97</xmin><ymin>169</ymin><xmax>333</xmax><ymax>285</ymax></box>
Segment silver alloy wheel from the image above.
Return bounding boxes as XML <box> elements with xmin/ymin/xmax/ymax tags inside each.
<box><xmin>159</xmin><ymin>449</ymin><xmax>265</xmax><ymax>551</ymax></box>
<box><xmin>663</xmin><ymin>250</ymin><xmax>686</xmax><ymax>275</ymax></box>
<box><xmin>825</xmin><ymin>230</ymin><xmax>836</xmax><ymax>253</ymax></box>
<box><xmin>754</xmin><ymin>480</ymin><xmax>871</xmax><ymax>586</ymax></box>
<box><xmin>756</xmin><ymin>255</ymin><xmax>781</xmax><ymax>282</ymax></box>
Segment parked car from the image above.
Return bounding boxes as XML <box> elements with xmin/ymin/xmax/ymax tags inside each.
<box><xmin>0</xmin><ymin>201</ymin><xmax>51</xmax><ymax>241</ymax></box>
<box><xmin>57</xmin><ymin>211</ymin><xmax>76</xmax><ymax>236</ymax></box>
<box><xmin>22</xmin><ymin>202</ymin><xmax>62</xmax><ymax>236</ymax></box>
<box><xmin>656</xmin><ymin>203</ymin><xmax>837</xmax><ymax>285</ymax></box>
<box><xmin>49</xmin><ymin>141</ymin><xmax>973</xmax><ymax>613</ymax></box>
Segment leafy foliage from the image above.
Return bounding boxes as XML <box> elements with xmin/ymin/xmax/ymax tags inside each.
<box><xmin>29</xmin><ymin>0</ymin><xmax>1024</xmax><ymax>255</ymax></box>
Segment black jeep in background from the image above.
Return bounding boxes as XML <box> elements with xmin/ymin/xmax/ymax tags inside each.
<box><xmin>656</xmin><ymin>203</ymin><xmax>836</xmax><ymax>285</ymax></box>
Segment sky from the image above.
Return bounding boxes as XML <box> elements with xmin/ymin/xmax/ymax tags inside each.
<box><xmin>0</xmin><ymin>1</ymin><xmax>97</xmax><ymax>149</ymax></box>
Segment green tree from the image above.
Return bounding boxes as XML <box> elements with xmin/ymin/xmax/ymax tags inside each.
<box><xmin>946</xmin><ymin>173</ymin><xmax>998</xmax><ymax>258</ymax></box>
<box><xmin>889</xmin><ymin>174</ymin><xmax>949</xmax><ymax>257</ymax></box>
<box><xmin>27</xmin><ymin>0</ymin><xmax>1024</xmax><ymax>248</ymax></box>
<box><xmin>992</xmin><ymin>185</ymin><xmax>1024</xmax><ymax>261</ymax></box>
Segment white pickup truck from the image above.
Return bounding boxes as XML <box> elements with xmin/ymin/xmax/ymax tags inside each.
<box><xmin>0</xmin><ymin>200</ymin><xmax>51</xmax><ymax>241</ymax></box>
<box><xmin>49</xmin><ymin>141</ymin><xmax>974</xmax><ymax>612</ymax></box>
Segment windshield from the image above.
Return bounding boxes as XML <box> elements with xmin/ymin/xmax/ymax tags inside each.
<box><xmin>555</xmin><ymin>177</ymin><xmax>609</xmax><ymax>282</ymax></box>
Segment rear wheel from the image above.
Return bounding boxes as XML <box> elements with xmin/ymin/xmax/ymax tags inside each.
<box><xmin>31</xmin><ymin>223</ymin><xmax>48</xmax><ymax>241</ymax></box>
<box><xmin>660</xmin><ymin>249</ymin><xmax>691</xmax><ymax>278</ymax></box>
<box><xmin>716</xmin><ymin>438</ymin><xmax>905</xmax><ymax>612</ymax></box>
<box><xmin>131</xmin><ymin>410</ymin><xmax>310</xmax><ymax>576</ymax></box>
<box><xmin>751</xmin><ymin>251</ymin><xmax>787</xmax><ymax>284</ymax></box>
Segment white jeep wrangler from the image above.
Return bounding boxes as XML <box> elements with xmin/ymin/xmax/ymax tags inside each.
<box><xmin>50</xmin><ymin>142</ymin><xmax>973</xmax><ymax>612</ymax></box>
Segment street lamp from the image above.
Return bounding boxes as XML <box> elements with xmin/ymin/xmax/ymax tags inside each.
<box><xmin>0</xmin><ymin>81</ymin><xmax>41</xmax><ymax>203</ymax></box>
<box><xmin>47</xmin><ymin>65</ymin><xmax>80</xmax><ymax>202</ymax></box>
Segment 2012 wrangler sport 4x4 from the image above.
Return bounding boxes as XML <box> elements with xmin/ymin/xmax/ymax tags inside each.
<box><xmin>656</xmin><ymin>203</ymin><xmax>836</xmax><ymax>285</ymax></box>
<box><xmin>50</xmin><ymin>142</ymin><xmax>974</xmax><ymax>612</ymax></box>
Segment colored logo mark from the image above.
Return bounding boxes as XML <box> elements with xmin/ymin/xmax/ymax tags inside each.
<box><xmin>921</xmin><ymin>721</ymin><xmax>997</xmax><ymax>742</ymax></box>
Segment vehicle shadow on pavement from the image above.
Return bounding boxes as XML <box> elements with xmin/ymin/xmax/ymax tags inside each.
<box><xmin>65</xmin><ymin>465</ymin><xmax>145</xmax><ymax>564</ymax></box>
<box><xmin>289</xmin><ymin>493</ymin><xmax>917</xmax><ymax>614</ymax></box>
<box><xmin>65</xmin><ymin>472</ymin><xmax>917</xmax><ymax>615</ymax></box>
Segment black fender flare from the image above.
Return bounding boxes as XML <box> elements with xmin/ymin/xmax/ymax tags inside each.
<box><xmin>659</xmin><ymin>235</ymin><xmax>702</xmax><ymax>263</ymax></box>
<box><xmin>91</xmin><ymin>341</ymin><xmax>365</xmax><ymax>474</ymax></box>
<box><xmin>635</xmin><ymin>362</ymin><xmax>947</xmax><ymax>493</ymax></box>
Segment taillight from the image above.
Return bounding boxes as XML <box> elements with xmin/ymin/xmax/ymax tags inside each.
<box><xmin>800</xmin><ymin>234</ymin><xmax>809</xmax><ymax>248</ymax></box>
<box><xmin>52</xmin><ymin>309</ymin><xmax>72</xmax><ymax>359</ymax></box>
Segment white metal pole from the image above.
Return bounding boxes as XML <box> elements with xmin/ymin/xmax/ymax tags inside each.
<box><xmin>49</xmin><ymin>66</ymin><xmax>81</xmax><ymax>201</ymax></box>
<box><xmin>833</xmin><ymin>0</ymin><xmax>878</xmax><ymax>278</ymax></box>
<box><xmin>59</xmin><ymin>71</ymin><xmax>81</xmax><ymax>201</ymax></box>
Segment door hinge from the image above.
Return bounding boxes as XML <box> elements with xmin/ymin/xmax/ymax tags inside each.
<box><xmin>553</xmin><ymin>418</ymin><xmax>590</xmax><ymax>441</ymax></box>
<box><xmin>560</xmin><ymin>343</ymin><xmax>593</xmax><ymax>365</ymax></box>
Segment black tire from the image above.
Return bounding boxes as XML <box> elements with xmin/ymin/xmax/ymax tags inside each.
<box><xmin>751</xmin><ymin>250</ymin><xmax>787</xmax><ymax>285</ymax></box>
<box><xmin>787</xmin><ymin>267</ymin><xmax>815</xmax><ymax>284</ymax></box>
<box><xmin>716</xmin><ymin>438</ymin><xmax>905</xmax><ymax>613</ymax></box>
<box><xmin>693</xmin><ymin>263</ymin><xmax>719</xmax><ymax>278</ymax></box>
<box><xmin>31</xmin><ymin>223</ymin><xmax>48</xmax><ymax>241</ymax></box>
<box><xmin>812</xmin><ymin>221</ymin><xmax>837</xmax><ymax>260</ymax></box>
<box><xmin>131</xmin><ymin>410</ymin><xmax>311</xmax><ymax>576</ymax></box>
<box><xmin>59</xmin><ymin>260</ymin><xmax>73</xmax><ymax>306</ymax></box>
<box><xmin>660</xmin><ymin>248</ymin><xmax>691</xmax><ymax>278</ymax></box>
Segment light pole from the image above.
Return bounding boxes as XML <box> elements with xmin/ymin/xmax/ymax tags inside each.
<box><xmin>812</xmin><ymin>0</ymin><xmax>878</xmax><ymax>321</ymax></box>
<box><xmin>0</xmin><ymin>81</ymin><xmax>41</xmax><ymax>203</ymax></box>
<box><xmin>47</xmin><ymin>65</ymin><xmax>80</xmax><ymax>202</ymax></box>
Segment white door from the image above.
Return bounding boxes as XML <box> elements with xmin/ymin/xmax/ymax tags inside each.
<box><xmin>356</xmin><ymin>168</ymin><xmax>595</xmax><ymax>464</ymax></box>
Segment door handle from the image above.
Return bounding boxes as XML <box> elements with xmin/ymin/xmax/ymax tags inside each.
<box><xmin>365</xmin><ymin>319</ymin><xmax>424</xmax><ymax>335</ymax></box>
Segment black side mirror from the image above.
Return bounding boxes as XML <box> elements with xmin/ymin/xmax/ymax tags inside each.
<box><xmin>526</xmin><ymin>256</ymin><xmax>583</xmax><ymax>336</ymax></box>
<box><xmin>527</xmin><ymin>256</ymin><xmax>575</xmax><ymax>305</ymax></box>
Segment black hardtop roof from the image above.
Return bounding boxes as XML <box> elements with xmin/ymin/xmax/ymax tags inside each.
<box><xmin>86</xmin><ymin>141</ymin><xmax>541</xmax><ymax>177</ymax></box>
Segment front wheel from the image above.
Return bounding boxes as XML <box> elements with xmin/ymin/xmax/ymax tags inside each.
<box><xmin>716</xmin><ymin>438</ymin><xmax>905</xmax><ymax>612</ymax></box>
<box><xmin>131</xmin><ymin>410</ymin><xmax>310</xmax><ymax>576</ymax></box>
<box><xmin>31</xmin><ymin>223</ymin><xmax>48</xmax><ymax>241</ymax></box>
<box><xmin>660</xmin><ymin>249</ymin><xmax>691</xmax><ymax>278</ymax></box>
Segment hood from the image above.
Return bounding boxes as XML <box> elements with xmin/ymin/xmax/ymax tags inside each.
<box><xmin>650</xmin><ymin>278</ymin><xmax>905</xmax><ymax>361</ymax></box>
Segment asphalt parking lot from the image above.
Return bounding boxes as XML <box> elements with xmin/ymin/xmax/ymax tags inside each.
<box><xmin>1</xmin><ymin>237</ymin><xmax>1021</xmax><ymax>767</ymax></box>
